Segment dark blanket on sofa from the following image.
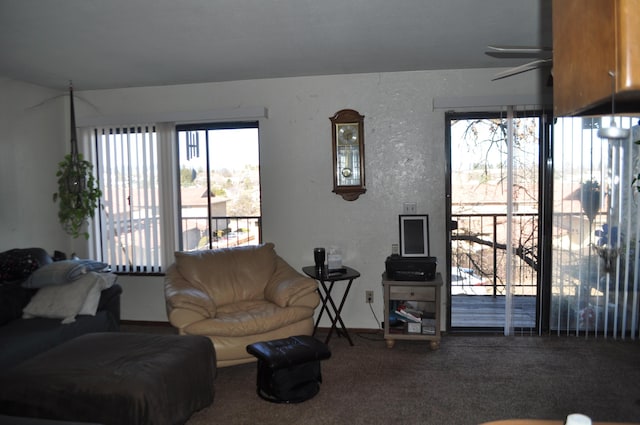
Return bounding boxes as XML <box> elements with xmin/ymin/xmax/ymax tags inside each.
<box><xmin>0</xmin><ymin>333</ymin><xmax>215</xmax><ymax>425</ymax></box>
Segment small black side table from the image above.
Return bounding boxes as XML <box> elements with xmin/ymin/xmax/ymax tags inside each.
<box><xmin>302</xmin><ymin>266</ymin><xmax>360</xmax><ymax>346</ymax></box>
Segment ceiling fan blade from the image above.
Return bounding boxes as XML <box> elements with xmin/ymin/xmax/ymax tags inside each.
<box><xmin>487</xmin><ymin>45</ymin><xmax>552</xmax><ymax>53</ymax></box>
<box><xmin>486</xmin><ymin>45</ymin><xmax>552</xmax><ymax>59</ymax></box>
<box><xmin>492</xmin><ymin>59</ymin><xmax>552</xmax><ymax>81</ymax></box>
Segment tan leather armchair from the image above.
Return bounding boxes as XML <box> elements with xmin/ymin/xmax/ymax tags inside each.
<box><xmin>164</xmin><ymin>243</ymin><xmax>320</xmax><ymax>367</ymax></box>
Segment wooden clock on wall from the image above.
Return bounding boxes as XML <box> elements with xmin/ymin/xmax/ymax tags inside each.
<box><xmin>330</xmin><ymin>109</ymin><xmax>366</xmax><ymax>201</ymax></box>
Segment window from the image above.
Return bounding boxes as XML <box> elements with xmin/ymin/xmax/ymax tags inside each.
<box><xmin>90</xmin><ymin>121</ymin><xmax>262</xmax><ymax>274</ymax></box>
<box><xmin>176</xmin><ymin>122</ymin><xmax>261</xmax><ymax>251</ymax></box>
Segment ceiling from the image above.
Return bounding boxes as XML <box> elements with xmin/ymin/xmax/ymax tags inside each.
<box><xmin>0</xmin><ymin>0</ymin><xmax>552</xmax><ymax>91</ymax></box>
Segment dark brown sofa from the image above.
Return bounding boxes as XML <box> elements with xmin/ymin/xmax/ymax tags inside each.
<box><xmin>0</xmin><ymin>248</ymin><xmax>122</xmax><ymax>369</ymax></box>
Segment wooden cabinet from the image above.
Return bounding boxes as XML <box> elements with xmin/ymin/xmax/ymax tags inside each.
<box><xmin>553</xmin><ymin>0</ymin><xmax>640</xmax><ymax>116</ymax></box>
<box><xmin>382</xmin><ymin>273</ymin><xmax>442</xmax><ymax>350</ymax></box>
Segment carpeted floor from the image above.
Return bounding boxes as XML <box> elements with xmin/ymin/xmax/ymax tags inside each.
<box><xmin>121</xmin><ymin>326</ymin><xmax>640</xmax><ymax>425</ymax></box>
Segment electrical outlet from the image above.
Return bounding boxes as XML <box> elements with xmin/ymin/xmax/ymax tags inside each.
<box><xmin>365</xmin><ymin>290</ymin><xmax>374</xmax><ymax>304</ymax></box>
<box><xmin>403</xmin><ymin>202</ymin><xmax>417</xmax><ymax>214</ymax></box>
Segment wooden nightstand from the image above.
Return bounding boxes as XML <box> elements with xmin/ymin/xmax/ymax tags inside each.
<box><xmin>382</xmin><ymin>272</ymin><xmax>442</xmax><ymax>350</ymax></box>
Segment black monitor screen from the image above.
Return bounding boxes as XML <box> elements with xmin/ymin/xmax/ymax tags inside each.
<box><xmin>399</xmin><ymin>215</ymin><xmax>430</xmax><ymax>257</ymax></box>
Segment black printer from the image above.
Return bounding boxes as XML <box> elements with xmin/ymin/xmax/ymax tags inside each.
<box><xmin>385</xmin><ymin>255</ymin><xmax>437</xmax><ymax>281</ymax></box>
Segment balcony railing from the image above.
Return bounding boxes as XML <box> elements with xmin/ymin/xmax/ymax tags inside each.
<box><xmin>180</xmin><ymin>216</ymin><xmax>262</xmax><ymax>251</ymax></box>
<box><xmin>452</xmin><ymin>212</ymin><xmax>538</xmax><ymax>297</ymax></box>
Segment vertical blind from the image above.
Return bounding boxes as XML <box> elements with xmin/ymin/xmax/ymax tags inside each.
<box><xmin>552</xmin><ymin>116</ymin><xmax>640</xmax><ymax>339</ymax></box>
<box><xmin>503</xmin><ymin>106</ymin><xmax>546</xmax><ymax>335</ymax></box>
<box><xmin>93</xmin><ymin>124</ymin><xmax>163</xmax><ymax>273</ymax></box>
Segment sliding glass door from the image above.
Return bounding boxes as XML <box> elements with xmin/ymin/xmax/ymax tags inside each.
<box><xmin>446</xmin><ymin>111</ymin><xmax>640</xmax><ymax>338</ymax></box>
<box><xmin>446</xmin><ymin>110</ymin><xmax>547</xmax><ymax>333</ymax></box>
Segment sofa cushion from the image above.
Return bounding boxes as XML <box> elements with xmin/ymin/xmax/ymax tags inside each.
<box><xmin>0</xmin><ymin>310</ymin><xmax>118</xmax><ymax>370</ymax></box>
<box><xmin>174</xmin><ymin>243</ymin><xmax>277</xmax><ymax>306</ymax></box>
<box><xmin>0</xmin><ymin>284</ymin><xmax>31</xmax><ymax>325</ymax></box>
<box><xmin>22</xmin><ymin>275</ymin><xmax>101</xmax><ymax>324</ymax></box>
<box><xmin>23</xmin><ymin>260</ymin><xmax>108</xmax><ymax>289</ymax></box>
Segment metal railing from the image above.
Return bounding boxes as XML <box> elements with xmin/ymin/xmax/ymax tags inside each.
<box><xmin>452</xmin><ymin>212</ymin><xmax>538</xmax><ymax>296</ymax></box>
<box><xmin>180</xmin><ymin>216</ymin><xmax>262</xmax><ymax>251</ymax></box>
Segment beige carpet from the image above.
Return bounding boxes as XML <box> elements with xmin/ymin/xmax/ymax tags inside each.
<box><xmin>121</xmin><ymin>326</ymin><xmax>640</xmax><ymax>425</ymax></box>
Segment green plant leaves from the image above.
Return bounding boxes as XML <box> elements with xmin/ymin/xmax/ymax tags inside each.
<box><xmin>53</xmin><ymin>153</ymin><xmax>102</xmax><ymax>239</ymax></box>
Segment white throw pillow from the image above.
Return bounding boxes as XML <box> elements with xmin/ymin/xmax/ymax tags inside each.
<box><xmin>22</xmin><ymin>274</ymin><xmax>100</xmax><ymax>324</ymax></box>
<box><xmin>96</xmin><ymin>272</ymin><xmax>117</xmax><ymax>289</ymax></box>
<box><xmin>75</xmin><ymin>272</ymin><xmax>117</xmax><ymax>315</ymax></box>
<box><xmin>78</xmin><ymin>277</ymin><xmax>103</xmax><ymax>316</ymax></box>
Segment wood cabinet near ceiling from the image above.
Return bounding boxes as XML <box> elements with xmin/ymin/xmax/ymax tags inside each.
<box><xmin>553</xmin><ymin>0</ymin><xmax>640</xmax><ymax>116</ymax></box>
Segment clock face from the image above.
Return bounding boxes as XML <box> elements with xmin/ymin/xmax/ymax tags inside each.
<box><xmin>338</xmin><ymin>124</ymin><xmax>358</xmax><ymax>145</ymax></box>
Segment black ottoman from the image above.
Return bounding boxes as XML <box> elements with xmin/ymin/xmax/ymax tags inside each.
<box><xmin>0</xmin><ymin>333</ymin><xmax>216</xmax><ymax>425</ymax></box>
<box><xmin>246</xmin><ymin>335</ymin><xmax>331</xmax><ymax>403</ymax></box>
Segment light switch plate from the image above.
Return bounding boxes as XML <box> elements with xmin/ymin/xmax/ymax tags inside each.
<box><xmin>403</xmin><ymin>202</ymin><xmax>417</xmax><ymax>214</ymax></box>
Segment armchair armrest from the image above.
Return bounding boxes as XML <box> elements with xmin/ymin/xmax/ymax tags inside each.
<box><xmin>265</xmin><ymin>257</ymin><xmax>319</xmax><ymax>308</ymax></box>
<box><xmin>167</xmin><ymin>307</ymin><xmax>210</xmax><ymax>331</ymax></box>
<box><xmin>164</xmin><ymin>264</ymin><xmax>216</xmax><ymax>320</ymax></box>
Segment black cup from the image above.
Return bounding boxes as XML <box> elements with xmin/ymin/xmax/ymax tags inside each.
<box><xmin>313</xmin><ymin>248</ymin><xmax>325</xmax><ymax>270</ymax></box>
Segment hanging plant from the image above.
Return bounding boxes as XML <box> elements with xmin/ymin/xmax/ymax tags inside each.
<box><xmin>52</xmin><ymin>83</ymin><xmax>102</xmax><ymax>239</ymax></box>
<box><xmin>53</xmin><ymin>153</ymin><xmax>101</xmax><ymax>239</ymax></box>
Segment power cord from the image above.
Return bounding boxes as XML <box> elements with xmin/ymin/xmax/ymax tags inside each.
<box><xmin>369</xmin><ymin>302</ymin><xmax>382</xmax><ymax>330</ymax></box>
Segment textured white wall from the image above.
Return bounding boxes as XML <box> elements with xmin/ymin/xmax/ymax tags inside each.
<box><xmin>1</xmin><ymin>68</ymin><xmax>548</xmax><ymax>329</ymax></box>
<box><xmin>0</xmin><ymin>78</ymin><xmax>71</xmax><ymax>254</ymax></box>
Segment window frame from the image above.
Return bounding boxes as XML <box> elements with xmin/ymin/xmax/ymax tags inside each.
<box><xmin>175</xmin><ymin>121</ymin><xmax>262</xmax><ymax>252</ymax></box>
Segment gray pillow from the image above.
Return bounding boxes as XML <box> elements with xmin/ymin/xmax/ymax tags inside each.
<box><xmin>22</xmin><ymin>260</ymin><xmax>108</xmax><ymax>289</ymax></box>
